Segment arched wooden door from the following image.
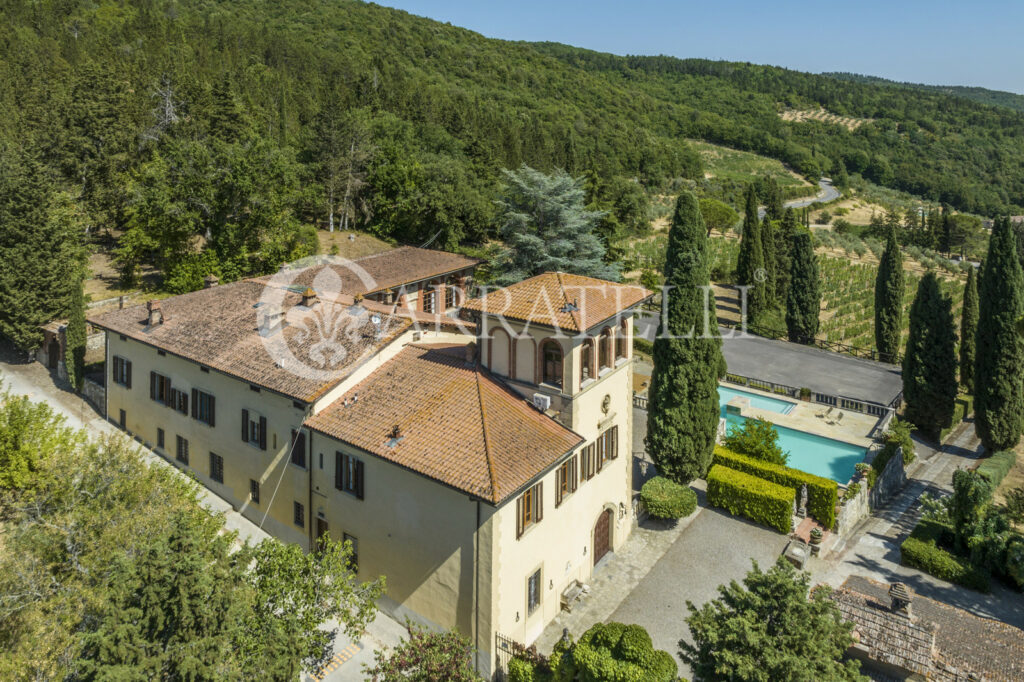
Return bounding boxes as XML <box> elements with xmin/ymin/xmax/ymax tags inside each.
<box><xmin>593</xmin><ymin>508</ymin><xmax>612</xmax><ymax>566</ymax></box>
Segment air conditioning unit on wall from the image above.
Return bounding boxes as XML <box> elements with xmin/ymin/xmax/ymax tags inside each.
<box><xmin>532</xmin><ymin>393</ymin><xmax>552</xmax><ymax>412</ymax></box>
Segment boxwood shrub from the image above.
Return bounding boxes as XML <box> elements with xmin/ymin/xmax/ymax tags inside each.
<box><xmin>714</xmin><ymin>446</ymin><xmax>838</xmax><ymax>529</ymax></box>
<box><xmin>939</xmin><ymin>394</ymin><xmax>974</xmax><ymax>442</ymax></box>
<box><xmin>900</xmin><ymin>519</ymin><xmax>990</xmax><ymax>592</ymax></box>
<box><xmin>706</xmin><ymin>464</ymin><xmax>793</xmax><ymax>533</ymax></box>
<box><xmin>976</xmin><ymin>450</ymin><xmax>1017</xmax><ymax>488</ymax></box>
<box><xmin>640</xmin><ymin>477</ymin><xmax>697</xmax><ymax>520</ymax></box>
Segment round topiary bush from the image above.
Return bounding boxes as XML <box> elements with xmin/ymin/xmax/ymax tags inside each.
<box><xmin>640</xmin><ymin>476</ymin><xmax>697</xmax><ymax>520</ymax></box>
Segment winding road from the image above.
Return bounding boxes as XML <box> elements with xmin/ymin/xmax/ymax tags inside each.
<box><xmin>758</xmin><ymin>178</ymin><xmax>839</xmax><ymax>220</ymax></box>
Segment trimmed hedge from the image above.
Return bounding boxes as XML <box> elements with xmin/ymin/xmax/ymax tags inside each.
<box><xmin>939</xmin><ymin>394</ymin><xmax>974</xmax><ymax>442</ymax></box>
<box><xmin>714</xmin><ymin>446</ymin><xmax>838</xmax><ymax>529</ymax></box>
<box><xmin>900</xmin><ymin>519</ymin><xmax>990</xmax><ymax>592</ymax></box>
<box><xmin>640</xmin><ymin>476</ymin><xmax>697</xmax><ymax>520</ymax></box>
<box><xmin>977</xmin><ymin>450</ymin><xmax>1017</xmax><ymax>488</ymax></box>
<box><xmin>707</xmin><ymin>464</ymin><xmax>793</xmax><ymax>533</ymax></box>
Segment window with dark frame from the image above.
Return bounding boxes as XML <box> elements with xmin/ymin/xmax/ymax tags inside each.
<box><xmin>616</xmin><ymin>322</ymin><xmax>628</xmax><ymax>360</ymax></box>
<box><xmin>579</xmin><ymin>443</ymin><xmax>596</xmax><ymax>482</ymax></box>
<box><xmin>599</xmin><ymin>328</ymin><xmax>613</xmax><ymax>370</ymax></box>
<box><xmin>250</xmin><ymin>479</ymin><xmax>260</xmax><ymax>504</ymax></box>
<box><xmin>422</xmin><ymin>288</ymin><xmax>436</xmax><ymax>314</ymax></box>
<box><xmin>444</xmin><ymin>282</ymin><xmax>457</xmax><ymax>309</ymax></box>
<box><xmin>555</xmin><ymin>456</ymin><xmax>578</xmax><ymax>507</ymax></box>
<box><xmin>149</xmin><ymin>371</ymin><xmax>172</xmax><ymax>406</ymax></box>
<box><xmin>516</xmin><ymin>482</ymin><xmax>543</xmax><ymax>538</ymax></box>
<box><xmin>290</xmin><ymin>429</ymin><xmax>307</xmax><ymax>468</ymax></box>
<box><xmin>581</xmin><ymin>340</ymin><xmax>593</xmax><ymax>384</ymax></box>
<box><xmin>241</xmin><ymin>409</ymin><xmax>267</xmax><ymax>450</ymax></box>
<box><xmin>118</xmin><ymin>409</ymin><xmax>126</xmax><ymax>428</ymax></box>
<box><xmin>157</xmin><ymin>428</ymin><xmax>165</xmax><ymax>449</ymax></box>
<box><xmin>527</xmin><ymin>569</ymin><xmax>541</xmax><ymax>615</ymax></box>
<box><xmin>209</xmin><ymin>452</ymin><xmax>224</xmax><ymax>483</ymax></box>
<box><xmin>112</xmin><ymin>356</ymin><xmax>132</xmax><ymax>387</ymax></box>
<box><xmin>170</xmin><ymin>388</ymin><xmax>189</xmax><ymax>415</ymax></box>
<box><xmin>335</xmin><ymin>452</ymin><xmax>365</xmax><ymax>499</ymax></box>
<box><xmin>175</xmin><ymin>435</ymin><xmax>189</xmax><ymax>465</ymax></box>
<box><xmin>192</xmin><ymin>389</ymin><xmax>215</xmax><ymax>426</ymax></box>
<box><xmin>293</xmin><ymin>501</ymin><xmax>304</xmax><ymax>528</ymax></box>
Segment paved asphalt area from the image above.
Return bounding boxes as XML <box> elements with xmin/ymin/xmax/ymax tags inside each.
<box><xmin>609</xmin><ymin>489</ymin><xmax>789</xmax><ymax>681</ymax></box>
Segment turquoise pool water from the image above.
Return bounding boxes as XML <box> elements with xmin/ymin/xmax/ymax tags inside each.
<box><xmin>718</xmin><ymin>386</ymin><xmax>796</xmax><ymax>414</ymax></box>
<box><xmin>718</xmin><ymin>386</ymin><xmax>865</xmax><ymax>482</ymax></box>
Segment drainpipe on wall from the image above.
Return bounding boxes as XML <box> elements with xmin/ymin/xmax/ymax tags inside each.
<box><xmin>474</xmin><ymin>498</ymin><xmax>482</xmax><ymax>676</ymax></box>
<box><xmin>306</xmin><ymin>408</ymin><xmax>314</xmax><ymax>553</ymax></box>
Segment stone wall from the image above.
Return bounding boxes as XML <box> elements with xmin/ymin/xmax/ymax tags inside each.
<box><xmin>82</xmin><ymin>376</ymin><xmax>105</xmax><ymax>412</ymax></box>
<box><xmin>869</xmin><ymin>446</ymin><xmax>907</xmax><ymax>510</ymax></box>
<box><xmin>836</xmin><ymin>480</ymin><xmax>868</xmax><ymax>534</ymax></box>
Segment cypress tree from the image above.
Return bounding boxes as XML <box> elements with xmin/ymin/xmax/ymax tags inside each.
<box><xmin>975</xmin><ymin>217</ymin><xmax>1024</xmax><ymax>452</ymax></box>
<box><xmin>902</xmin><ymin>272</ymin><xmax>958</xmax><ymax>441</ymax></box>
<box><xmin>959</xmin><ymin>266</ymin><xmax>978</xmax><ymax>392</ymax></box>
<box><xmin>646</xmin><ymin>191</ymin><xmax>724</xmax><ymax>483</ymax></box>
<box><xmin>785</xmin><ymin>227</ymin><xmax>819</xmax><ymax>343</ymax></box>
<box><xmin>773</xmin><ymin>209</ymin><xmax>799</xmax><ymax>304</ymax></box>
<box><xmin>874</xmin><ymin>227</ymin><xmax>904</xmax><ymax>363</ymax></box>
<box><xmin>764</xmin><ymin>177</ymin><xmax>784</xmax><ymax>221</ymax></box>
<box><xmin>761</xmin><ymin>217</ymin><xmax>777</xmax><ymax>305</ymax></box>
<box><xmin>65</xmin><ymin>273</ymin><xmax>87</xmax><ymax>391</ymax></box>
<box><xmin>736</xmin><ymin>185</ymin><xmax>766</xmax><ymax>322</ymax></box>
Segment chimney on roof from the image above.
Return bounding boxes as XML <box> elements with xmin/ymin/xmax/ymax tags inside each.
<box><xmin>889</xmin><ymin>582</ymin><xmax>913</xmax><ymax>619</ymax></box>
<box><xmin>204</xmin><ymin>274</ymin><xmax>219</xmax><ymax>289</ymax></box>
<box><xmin>146</xmin><ymin>300</ymin><xmax>165</xmax><ymax>326</ymax></box>
<box><xmin>389</xmin><ymin>424</ymin><xmax>402</xmax><ymax>440</ymax></box>
<box><xmin>301</xmin><ymin>287</ymin><xmax>318</xmax><ymax>307</ymax></box>
<box><xmin>259</xmin><ymin>304</ymin><xmax>283</xmax><ymax>336</ymax></box>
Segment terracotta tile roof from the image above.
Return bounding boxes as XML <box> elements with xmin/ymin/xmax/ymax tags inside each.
<box><xmin>837</xmin><ymin>576</ymin><xmax>1024</xmax><ymax>682</ymax></box>
<box><xmin>250</xmin><ymin>246</ymin><xmax>479</xmax><ymax>298</ymax></box>
<box><xmin>461</xmin><ymin>272</ymin><xmax>651</xmax><ymax>332</ymax></box>
<box><xmin>305</xmin><ymin>343</ymin><xmax>583</xmax><ymax>503</ymax></box>
<box><xmin>87</xmin><ymin>280</ymin><xmax>410</xmax><ymax>402</ymax></box>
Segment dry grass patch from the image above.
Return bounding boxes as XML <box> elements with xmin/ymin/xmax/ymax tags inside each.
<box><xmin>317</xmin><ymin>230</ymin><xmax>393</xmax><ymax>259</ymax></box>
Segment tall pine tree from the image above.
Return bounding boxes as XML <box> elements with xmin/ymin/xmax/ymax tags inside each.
<box><xmin>785</xmin><ymin>227</ymin><xmax>819</xmax><ymax>343</ymax></box>
<box><xmin>975</xmin><ymin>217</ymin><xmax>1024</xmax><ymax>452</ymax></box>
<box><xmin>959</xmin><ymin>266</ymin><xmax>979</xmax><ymax>393</ymax></box>
<box><xmin>64</xmin><ymin>272</ymin><xmax>87</xmax><ymax>391</ymax></box>
<box><xmin>0</xmin><ymin>148</ymin><xmax>84</xmax><ymax>353</ymax></box>
<box><xmin>736</xmin><ymin>185</ymin><xmax>766</xmax><ymax>323</ymax></box>
<box><xmin>646</xmin><ymin>192</ymin><xmax>724</xmax><ymax>483</ymax></box>
<box><xmin>902</xmin><ymin>272</ymin><xmax>958</xmax><ymax>441</ymax></box>
<box><xmin>874</xmin><ymin>227</ymin><xmax>904</xmax><ymax>363</ymax></box>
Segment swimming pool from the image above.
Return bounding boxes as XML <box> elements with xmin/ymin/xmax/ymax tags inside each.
<box><xmin>718</xmin><ymin>386</ymin><xmax>865</xmax><ymax>482</ymax></box>
<box><xmin>718</xmin><ymin>385</ymin><xmax>796</xmax><ymax>415</ymax></box>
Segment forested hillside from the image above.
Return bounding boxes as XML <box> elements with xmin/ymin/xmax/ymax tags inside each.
<box><xmin>2</xmin><ymin>0</ymin><xmax>1023</xmax><ymax>334</ymax></box>
<box><xmin>826</xmin><ymin>72</ymin><xmax>1024</xmax><ymax>114</ymax></box>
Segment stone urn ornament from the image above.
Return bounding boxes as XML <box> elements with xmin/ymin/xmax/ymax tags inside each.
<box><xmin>809</xmin><ymin>527</ymin><xmax>823</xmax><ymax>555</ymax></box>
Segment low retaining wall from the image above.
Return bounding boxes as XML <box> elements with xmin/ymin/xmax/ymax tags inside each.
<box><xmin>869</xmin><ymin>446</ymin><xmax>907</xmax><ymax>510</ymax></box>
<box><xmin>82</xmin><ymin>377</ymin><xmax>105</xmax><ymax>412</ymax></box>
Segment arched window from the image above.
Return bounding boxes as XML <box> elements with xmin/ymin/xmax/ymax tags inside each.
<box><xmin>581</xmin><ymin>338</ymin><xmax>596</xmax><ymax>385</ymax></box>
<box><xmin>617</xmin><ymin>319</ymin><xmax>629</xmax><ymax>360</ymax></box>
<box><xmin>599</xmin><ymin>328</ymin><xmax>613</xmax><ymax>371</ymax></box>
<box><xmin>541</xmin><ymin>339</ymin><xmax>563</xmax><ymax>388</ymax></box>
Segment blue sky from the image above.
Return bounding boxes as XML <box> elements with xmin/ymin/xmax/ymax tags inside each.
<box><xmin>376</xmin><ymin>1</ymin><xmax>1024</xmax><ymax>94</ymax></box>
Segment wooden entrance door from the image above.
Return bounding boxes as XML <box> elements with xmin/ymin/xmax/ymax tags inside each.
<box><xmin>315</xmin><ymin>518</ymin><xmax>329</xmax><ymax>546</ymax></box>
<box><xmin>48</xmin><ymin>338</ymin><xmax>59</xmax><ymax>369</ymax></box>
<box><xmin>593</xmin><ymin>508</ymin><xmax>612</xmax><ymax>566</ymax></box>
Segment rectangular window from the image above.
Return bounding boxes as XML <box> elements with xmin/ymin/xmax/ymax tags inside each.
<box><xmin>336</xmin><ymin>452</ymin><xmax>365</xmax><ymax>499</ymax></box>
<box><xmin>422</xmin><ymin>288</ymin><xmax>436</xmax><ymax>314</ymax></box>
<box><xmin>112</xmin><ymin>355</ymin><xmax>132</xmax><ymax>387</ymax></box>
<box><xmin>591</xmin><ymin>426</ymin><xmax>619</xmax><ymax>475</ymax></box>
<box><xmin>157</xmin><ymin>428</ymin><xmax>165</xmax><ymax>449</ymax></box>
<box><xmin>516</xmin><ymin>482</ymin><xmax>543</xmax><ymax>538</ymax></box>
<box><xmin>192</xmin><ymin>389</ymin><xmax>216</xmax><ymax>426</ymax></box>
<box><xmin>170</xmin><ymin>388</ymin><xmax>189</xmax><ymax>415</ymax></box>
<box><xmin>209</xmin><ymin>452</ymin><xmax>223</xmax><ymax>483</ymax></box>
<box><xmin>527</xmin><ymin>569</ymin><xmax>541</xmax><ymax>615</ymax></box>
<box><xmin>319</xmin><ymin>452</ymin><xmax>323</xmax><ymax>470</ymax></box>
<box><xmin>176</xmin><ymin>435</ymin><xmax>189</xmax><ymax>465</ymax></box>
<box><xmin>555</xmin><ymin>456</ymin><xmax>578</xmax><ymax>507</ymax></box>
<box><xmin>250</xmin><ymin>479</ymin><xmax>260</xmax><ymax>504</ymax></box>
<box><xmin>241</xmin><ymin>409</ymin><xmax>267</xmax><ymax>450</ymax></box>
<box><xmin>293</xmin><ymin>501</ymin><xmax>304</xmax><ymax>528</ymax></box>
<box><xmin>445</xmin><ymin>283</ymin><xmax>456</xmax><ymax>309</ymax></box>
<box><xmin>343</xmin><ymin>532</ymin><xmax>359</xmax><ymax>572</ymax></box>
<box><xmin>579</xmin><ymin>444</ymin><xmax>597</xmax><ymax>482</ymax></box>
<box><xmin>150</xmin><ymin>371</ymin><xmax>172</xmax><ymax>406</ymax></box>
<box><xmin>118</xmin><ymin>409</ymin><xmax>126</xmax><ymax>428</ymax></box>
<box><xmin>290</xmin><ymin>429</ymin><xmax>307</xmax><ymax>468</ymax></box>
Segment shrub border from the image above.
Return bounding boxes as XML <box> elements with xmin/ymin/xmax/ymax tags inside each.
<box><xmin>706</xmin><ymin>464</ymin><xmax>793</xmax><ymax>533</ymax></box>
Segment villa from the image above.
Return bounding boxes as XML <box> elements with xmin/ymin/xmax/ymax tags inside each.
<box><xmin>86</xmin><ymin>247</ymin><xmax>650</xmax><ymax>676</ymax></box>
